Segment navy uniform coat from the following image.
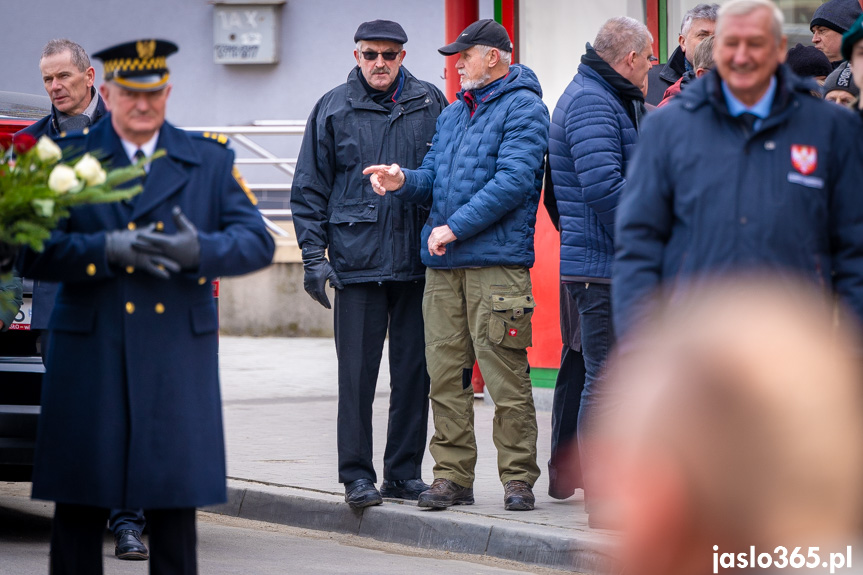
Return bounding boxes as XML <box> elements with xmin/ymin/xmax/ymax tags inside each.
<box><xmin>19</xmin><ymin>115</ymin><xmax>275</xmax><ymax>509</ymax></box>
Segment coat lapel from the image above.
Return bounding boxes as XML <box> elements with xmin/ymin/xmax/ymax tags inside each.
<box><xmin>131</xmin><ymin>122</ymin><xmax>199</xmax><ymax>220</ymax></box>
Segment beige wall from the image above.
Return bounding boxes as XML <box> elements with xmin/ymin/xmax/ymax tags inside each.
<box><xmin>519</xmin><ymin>0</ymin><xmax>646</xmax><ymax>111</ymax></box>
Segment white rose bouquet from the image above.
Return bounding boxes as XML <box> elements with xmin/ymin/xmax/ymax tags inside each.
<box><xmin>0</xmin><ymin>133</ymin><xmax>164</xmax><ymax>254</ymax></box>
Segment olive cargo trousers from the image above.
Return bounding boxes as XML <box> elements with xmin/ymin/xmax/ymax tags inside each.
<box><xmin>422</xmin><ymin>266</ymin><xmax>541</xmax><ymax>488</ymax></box>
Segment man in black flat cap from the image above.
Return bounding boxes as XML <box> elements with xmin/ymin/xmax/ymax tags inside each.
<box><xmin>19</xmin><ymin>38</ymin><xmax>274</xmax><ymax>574</ymax></box>
<box><xmin>291</xmin><ymin>20</ymin><xmax>447</xmax><ymax>508</ymax></box>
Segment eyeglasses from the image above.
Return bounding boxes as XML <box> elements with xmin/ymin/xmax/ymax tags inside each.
<box><xmin>361</xmin><ymin>51</ymin><xmax>400</xmax><ymax>61</ymax></box>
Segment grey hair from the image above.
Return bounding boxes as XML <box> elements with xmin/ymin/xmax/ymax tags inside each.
<box><xmin>692</xmin><ymin>35</ymin><xmax>715</xmax><ymax>70</ymax></box>
<box><xmin>593</xmin><ymin>16</ymin><xmax>653</xmax><ymax>66</ymax></box>
<box><xmin>355</xmin><ymin>41</ymin><xmax>404</xmax><ymax>53</ymax></box>
<box><xmin>41</xmin><ymin>38</ymin><xmax>90</xmax><ymax>72</ymax></box>
<box><xmin>681</xmin><ymin>4</ymin><xmax>720</xmax><ymax>36</ymax></box>
<box><xmin>475</xmin><ymin>44</ymin><xmax>513</xmax><ymax>66</ymax></box>
<box><xmin>716</xmin><ymin>0</ymin><xmax>785</xmax><ymax>43</ymax></box>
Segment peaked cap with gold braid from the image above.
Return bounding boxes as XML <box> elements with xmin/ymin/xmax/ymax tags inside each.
<box><xmin>93</xmin><ymin>39</ymin><xmax>178</xmax><ymax>92</ymax></box>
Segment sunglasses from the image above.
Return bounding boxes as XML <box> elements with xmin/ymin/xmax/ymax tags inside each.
<box><xmin>361</xmin><ymin>51</ymin><xmax>400</xmax><ymax>61</ymax></box>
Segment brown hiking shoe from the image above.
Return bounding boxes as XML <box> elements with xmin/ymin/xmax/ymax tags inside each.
<box><xmin>504</xmin><ymin>480</ymin><xmax>535</xmax><ymax>511</ymax></box>
<box><xmin>417</xmin><ymin>478</ymin><xmax>474</xmax><ymax>508</ymax></box>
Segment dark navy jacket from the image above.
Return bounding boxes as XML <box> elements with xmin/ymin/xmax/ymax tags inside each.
<box><xmin>17</xmin><ymin>92</ymin><xmax>108</xmax><ymax>329</ymax></box>
<box><xmin>549</xmin><ymin>63</ymin><xmax>639</xmax><ymax>281</ymax></box>
<box><xmin>397</xmin><ymin>64</ymin><xmax>549</xmax><ymax>269</ymax></box>
<box><xmin>19</xmin><ymin>116</ymin><xmax>275</xmax><ymax>509</ymax></box>
<box><xmin>614</xmin><ymin>66</ymin><xmax>863</xmax><ymax>336</ymax></box>
<box><xmin>291</xmin><ymin>67</ymin><xmax>447</xmax><ymax>284</ymax></box>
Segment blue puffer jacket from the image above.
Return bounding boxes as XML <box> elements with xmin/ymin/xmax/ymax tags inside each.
<box><xmin>613</xmin><ymin>66</ymin><xmax>863</xmax><ymax>336</ymax></box>
<box><xmin>549</xmin><ymin>63</ymin><xmax>639</xmax><ymax>281</ymax></box>
<box><xmin>396</xmin><ymin>64</ymin><xmax>549</xmax><ymax>269</ymax></box>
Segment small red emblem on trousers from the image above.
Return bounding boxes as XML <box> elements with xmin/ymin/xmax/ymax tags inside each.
<box><xmin>508</xmin><ymin>328</ymin><xmax>518</xmax><ymax>337</ymax></box>
<box><xmin>791</xmin><ymin>145</ymin><xmax>817</xmax><ymax>175</ymax></box>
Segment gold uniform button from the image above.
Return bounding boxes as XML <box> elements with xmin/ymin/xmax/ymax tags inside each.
<box><xmin>198</xmin><ymin>277</ymin><xmax>207</xmax><ymax>285</ymax></box>
<box><xmin>125</xmin><ymin>302</ymin><xmax>135</xmax><ymax>314</ymax></box>
<box><xmin>86</xmin><ymin>263</ymin><xmax>96</xmax><ymax>276</ymax></box>
<box><xmin>155</xmin><ymin>303</ymin><xmax>165</xmax><ymax>314</ymax></box>
<box><xmin>126</xmin><ymin>266</ymin><xmax>134</xmax><ymax>274</ymax></box>
<box><xmin>127</xmin><ymin>222</ymin><xmax>137</xmax><ymax>231</ymax></box>
<box><xmin>155</xmin><ymin>221</ymin><xmax>165</xmax><ymax>231</ymax></box>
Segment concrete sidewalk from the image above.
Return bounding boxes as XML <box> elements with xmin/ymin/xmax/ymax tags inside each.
<box><xmin>212</xmin><ymin>336</ymin><xmax>615</xmax><ymax>573</ymax></box>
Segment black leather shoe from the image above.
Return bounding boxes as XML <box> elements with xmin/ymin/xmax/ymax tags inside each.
<box><xmin>114</xmin><ymin>529</ymin><xmax>149</xmax><ymax>560</ymax></box>
<box><xmin>504</xmin><ymin>480</ymin><xmax>535</xmax><ymax>511</ymax></box>
<box><xmin>380</xmin><ymin>478</ymin><xmax>431</xmax><ymax>500</ymax></box>
<box><xmin>344</xmin><ymin>478</ymin><xmax>383</xmax><ymax>509</ymax></box>
<box><xmin>417</xmin><ymin>478</ymin><xmax>474</xmax><ymax>508</ymax></box>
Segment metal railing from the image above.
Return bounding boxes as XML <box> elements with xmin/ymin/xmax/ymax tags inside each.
<box><xmin>181</xmin><ymin>121</ymin><xmax>306</xmax><ymax>238</ymax></box>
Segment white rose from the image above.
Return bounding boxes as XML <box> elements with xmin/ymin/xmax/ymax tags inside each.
<box><xmin>35</xmin><ymin>136</ymin><xmax>63</xmax><ymax>163</ymax></box>
<box><xmin>48</xmin><ymin>164</ymin><xmax>80</xmax><ymax>194</ymax></box>
<box><xmin>31</xmin><ymin>198</ymin><xmax>55</xmax><ymax>218</ymax></box>
<box><xmin>74</xmin><ymin>153</ymin><xmax>107</xmax><ymax>186</ymax></box>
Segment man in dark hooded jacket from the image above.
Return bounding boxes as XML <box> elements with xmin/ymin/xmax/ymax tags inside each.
<box><xmin>615</xmin><ymin>0</ymin><xmax>863</xmax><ymax>339</ymax></box>
<box><xmin>645</xmin><ymin>3</ymin><xmax>718</xmax><ymax>105</ymax></box>
<box><xmin>291</xmin><ymin>20</ymin><xmax>447</xmax><ymax>509</ymax></box>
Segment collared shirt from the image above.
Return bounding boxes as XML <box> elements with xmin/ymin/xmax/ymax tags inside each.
<box><xmin>721</xmin><ymin>76</ymin><xmax>777</xmax><ymax>131</ymax></box>
<box><xmin>120</xmin><ymin>132</ymin><xmax>159</xmax><ymax>172</ymax></box>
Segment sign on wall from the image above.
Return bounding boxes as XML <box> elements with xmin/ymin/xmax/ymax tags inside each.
<box><xmin>213</xmin><ymin>0</ymin><xmax>284</xmax><ymax>64</ymax></box>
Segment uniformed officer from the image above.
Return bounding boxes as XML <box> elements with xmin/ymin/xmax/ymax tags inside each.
<box><xmin>18</xmin><ymin>39</ymin><xmax>274</xmax><ymax>575</ymax></box>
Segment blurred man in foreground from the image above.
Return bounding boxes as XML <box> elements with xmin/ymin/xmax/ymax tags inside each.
<box><xmin>602</xmin><ymin>279</ymin><xmax>863</xmax><ymax>575</ymax></box>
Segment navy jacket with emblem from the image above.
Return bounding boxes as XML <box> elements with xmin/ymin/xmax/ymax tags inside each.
<box><xmin>291</xmin><ymin>67</ymin><xmax>447</xmax><ymax>283</ymax></box>
<box><xmin>396</xmin><ymin>64</ymin><xmax>549</xmax><ymax>269</ymax></box>
<box><xmin>17</xmin><ymin>92</ymin><xmax>108</xmax><ymax>329</ymax></box>
<box><xmin>613</xmin><ymin>66</ymin><xmax>863</xmax><ymax>337</ymax></box>
<box><xmin>18</xmin><ymin>115</ymin><xmax>275</xmax><ymax>509</ymax></box>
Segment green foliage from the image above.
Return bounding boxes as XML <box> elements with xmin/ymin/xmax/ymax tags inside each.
<box><xmin>0</xmin><ymin>138</ymin><xmax>165</xmax><ymax>252</ymax></box>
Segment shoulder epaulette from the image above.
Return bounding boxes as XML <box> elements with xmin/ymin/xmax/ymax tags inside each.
<box><xmin>192</xmin><ymin>131</ymin><xmax>230</xmax><ymax>146</ymax></box>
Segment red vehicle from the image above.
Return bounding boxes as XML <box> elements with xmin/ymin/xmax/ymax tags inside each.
<box><xmin>0</xmin><ymin>91</ymin><xmax>51</xmax><ymax>481</ymax></box>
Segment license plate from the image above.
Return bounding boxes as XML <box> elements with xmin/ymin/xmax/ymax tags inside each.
<box><xmin>8</xmin><ymin>295</ymin><xmax>32</xmax><ymax>331</ymax></box>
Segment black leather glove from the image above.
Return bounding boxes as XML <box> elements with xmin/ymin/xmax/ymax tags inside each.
<box><xmin>106</xmin><ymin>224</ymin><xmax>181</xmax><ymax>280</ymax></box>
<box><xmin>301</xmin><ymin>245</ymin><xmax>343</xmax><ymax>309</ymax></box>
<box><xmin>133</xmin><ymin>206</ymin><xmax>201</xmax><ymax>271</ymax></box>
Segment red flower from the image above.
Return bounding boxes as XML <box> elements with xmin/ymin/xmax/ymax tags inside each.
<box><xmin>12</xmin><ymin>133</ymin><xmax>37</xmax><ymax>155</ymax></box>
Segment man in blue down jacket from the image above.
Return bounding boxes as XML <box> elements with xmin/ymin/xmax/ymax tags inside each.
<box><xmin>547</xmin><ymin>16</ymin><xmax>653</xmax><ymax>515</ymax></box>
<box><xmin>365</xmin><ymin>20</ymin><xmax>549</xmax><ymax>511</ymax></box>
<box><xmin>19</xmin><ymin>39</ymin><xmax>274</xmax><ymax>574</ymax></box>
<box><xmin>291</xmin><ymin>20</ymin><xmax>448</xmax><ymax>509</ymax></box>
<box><xmin>614</xmin><ymin>0</ymin><xmax>863</xmax><ymax>339</ymax></box>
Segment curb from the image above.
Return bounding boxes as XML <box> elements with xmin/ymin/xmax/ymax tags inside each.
<box><xmin>205</xmin><ymin>479</ymin><xmax>614</xmax><ymax>574</ymax></box>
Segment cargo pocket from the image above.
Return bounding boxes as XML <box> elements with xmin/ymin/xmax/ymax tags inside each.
<box><xmin>488</xmin><ymin>294</ymin><xmax>535</xmax><ymax>349</ymax></box>
<box><xmin>327</xmin><ymin>202</ymin><xmax>381</xmax><ymax>272</ymax></box>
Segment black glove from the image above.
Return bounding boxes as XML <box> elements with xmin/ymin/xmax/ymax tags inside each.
<box><xmin>106</xmin><ymin>224</ymin><xmax>181</xmax><ymax>280</ymax></box>
<box><xmin>133</xmin><ymin>206</ymin><xmax>201</xmax><ymax>271</ymax></box>
<box><xmin>301</xmin><ymin>245</ymin><xmax>343</xmax><ymax>309</ymax></box>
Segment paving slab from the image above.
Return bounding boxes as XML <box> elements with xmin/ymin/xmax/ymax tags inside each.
<box><xmin>215</xmin><ymin>336</ymin><xmax>616</xmax><ymax>573</ymax></box>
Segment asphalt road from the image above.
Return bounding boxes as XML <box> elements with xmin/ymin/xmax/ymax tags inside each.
<box><xmin>0</xmin><ymin>483</ymin><xmax>572</xmax><ymax>575</ymax></box>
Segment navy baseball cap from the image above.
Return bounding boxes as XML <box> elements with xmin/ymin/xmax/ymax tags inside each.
<box><xmin>438</xmin><ymin>19</ymin><xmax>512</xmax><ymax>56</ymax></box>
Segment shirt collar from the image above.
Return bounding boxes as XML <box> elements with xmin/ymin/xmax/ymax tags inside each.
<box><xmin>721</xmin><ymin>76</ymin><xmax>777</xmax><ymax>119</ymax></box>
<box><xmin>120</xmin><ymin>132</ymin><xmax>159</xmax><ymax>168</ymax></box>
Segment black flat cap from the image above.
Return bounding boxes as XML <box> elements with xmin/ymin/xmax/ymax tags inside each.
<box><xmin>93</xmin><ymin>39</ymin><xmax>178</xmax><ymax>92</ymax></box>
<box><xmin>439</xmin><ymin>19</ymin><xmax>512</xmax><ymax>56</ymax></box>
<box><xmin>354</xmin><ymin>20</ymin><xmax>408</xmax><ymax>44</ymax></box>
